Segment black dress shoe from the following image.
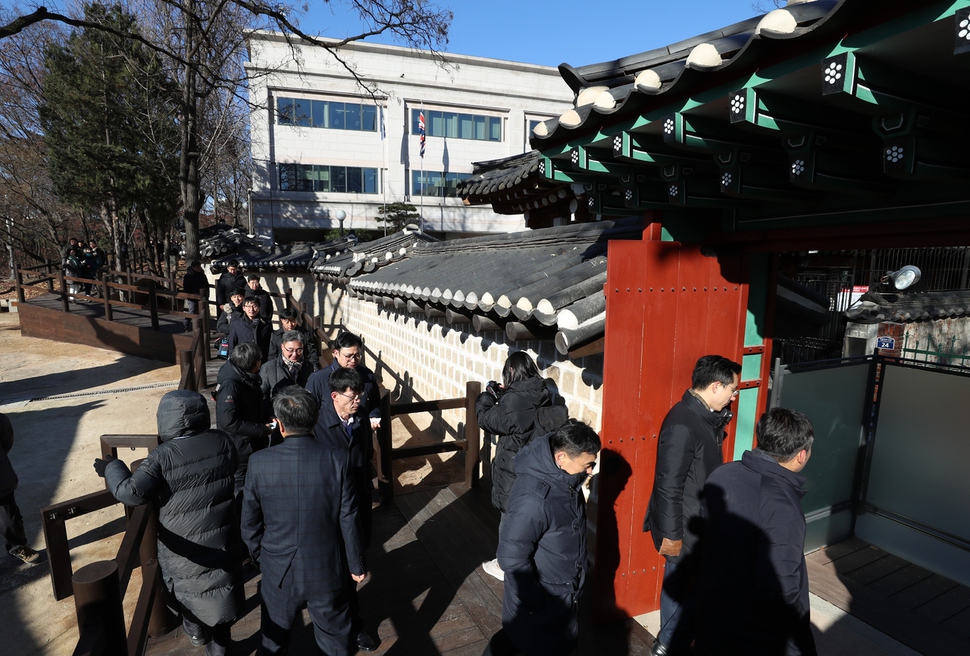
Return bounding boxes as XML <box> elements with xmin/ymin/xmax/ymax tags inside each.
<box><xmin>356</xmin><ymin>629</ymin><xmax>379</xmax><ymax>652</ymax></box>
<box><xmin>650</xmin><ymin>640</ymin><xmax>668</xmax><ymax>656</ymax></box>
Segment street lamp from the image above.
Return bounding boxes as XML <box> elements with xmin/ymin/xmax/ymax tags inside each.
<box><xmin>334</xmin><ymin>209</ymin><xmax>347</xmax><ymax>236</ymax></box>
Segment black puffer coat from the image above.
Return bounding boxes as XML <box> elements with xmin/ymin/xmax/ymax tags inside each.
<box><xmin>104</xmin><ymin>391</ymin><xmax>243</xmax><ymax>627</ymax></box>
<box><xmin>497</xmin><ymin>432</ymin><xmax>589</xmax><ymax>656</ymax></box>
<box><xmin>476</xmin><ymin>378</ymin><xmax>568</xmax><ymax>512</ymax></box>
<box><xmin>215</xmin><ymin>361</ymin><xmax>269</xmax><ymax>490</ymax></box>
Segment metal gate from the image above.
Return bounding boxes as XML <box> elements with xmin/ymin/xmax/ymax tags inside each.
<box><xmin>773</xmin><ymin>355</ymin><xmax>970</xmax><ymax>587</ymax></box>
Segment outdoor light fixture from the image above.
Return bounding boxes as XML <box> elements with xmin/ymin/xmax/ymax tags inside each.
<box><xmin>882</xmin><ymin>265</ymin><xmax>922</xmax><ymax>291</ymax></box>
<box><xmin>333</xmin><ymin>209</ymin><xmax>347</xmax><ymax>236</ymax></box>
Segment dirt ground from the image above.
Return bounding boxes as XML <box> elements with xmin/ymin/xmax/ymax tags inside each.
<box><xmin>0</xmin><ymin>308</ymin><xmax>469</xmax><ymax>655</ymax></box>
<box><xmin>0</xmin><ymin>310</ymin><xmax>180</xmax><ymax>656</ymax></box>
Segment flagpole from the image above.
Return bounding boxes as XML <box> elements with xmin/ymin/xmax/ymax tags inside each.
<box><xmin>419</xmin><ymin>103</ymin><xmax>426</xmax><ymax>233</ymax></box>
<box><xmin>380</xmin><ymin>103</ymin><xmax>387</xmax><ymax>236</ymax></box>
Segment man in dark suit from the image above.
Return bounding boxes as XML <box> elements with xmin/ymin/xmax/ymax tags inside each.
<box><xmin>242</xmin><ymin>386</ymin><xmax>366</xmax><ymax>656</ymax></box>
<box><xmin>306</xmin><ymin>331</ymin><xmax>382</xmax><ymax>431</ymax></box>
<box><xmin>313</xmin><ymin>367</ymin><xmax>378</xmax><ymax>652</ymax></box>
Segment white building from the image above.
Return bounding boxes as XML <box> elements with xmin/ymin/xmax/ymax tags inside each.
<box><xmin>245</xmin><ymin>32</ymin><xmax>574</xmax><ymax>242</ymax></box>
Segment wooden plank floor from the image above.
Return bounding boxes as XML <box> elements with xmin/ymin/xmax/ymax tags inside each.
<box><xmin>25</xmin><ymin>293</ymin><xmax>188</xmax><ymax>334</ymax></box>
<box><xmin>807</xmin><ymin>537</ymin><xmax>970</xmax><ymax>656</ymax></box>
<box><xmin>146</xmin><ymin>484</ymin><xmax>655</xmax><ymax>655</ymax></box>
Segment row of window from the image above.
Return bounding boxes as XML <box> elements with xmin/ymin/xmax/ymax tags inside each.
<box><xmin>276</xmin><ymin>97</ymin><xmax>379</xmax><ymax>131</ymax></box>
<box><xmin>276</xmin><ymin>163</ymin><xmax>470</xmax><ymax>198</ymax></box>
<box><xmin>412</xmin><ymin>171</ymin><xmax>471</xmax><ymax>198</ymax></box>
<box><xmin>411</xmin><ymin>109</ymin><xmax>502</xmax><ymax>142</ymax></box>
<box><xmin>279</xmin><ymin>164</ymin><xmax>379</xmax><ymax>194</ymax></box>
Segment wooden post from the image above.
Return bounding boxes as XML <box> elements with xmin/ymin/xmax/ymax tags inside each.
<box><xmin>180</xmin><ymin>350</ymin><xmax>195</xmax><ymax>392</ymax></box>
<box><xmin>376</xmin><ymin>389</ymin><xmax>394</xmax><ymax>503</ymax></box>
<box><xmin>14</xmin><ymin>266</ymin><xmax>24</xmax><ymax>304</ymax></box>
<box><xmin>139</xmin><ymin>503</ymin><xmax>176</xmax><ymax>636</ymax></box>
<box><xmin>148</xmin><ymin>285</ymin><xmax>159</xmax><ymax>331</ymax></box>
<box><xmin>58</xmin><ymin>270</ymin><xmax>69</xmax><ymax>312</ymax></box>
<box><xmin>199</xmin><ymin>298</ymin><xmax>210</xmax><ymax>356</ymax></box>
<box><xmin>103</xmin><ymin>273</ymin><xmax>113</xmax><ymax>321</ymax></box>
<box><xmin>45</xmin><ymin>258</ymin><xmax>54</xmax><ymax>292</ymax></box>
<box><xmin>73</xmin><ymin>561</ymin><xmax>128</xmax><ymax>656</ymax></box>
<box><xmin>464</xmin><ymin>381</ymin><xmax>482</xmax><ymax>489</ymax></box>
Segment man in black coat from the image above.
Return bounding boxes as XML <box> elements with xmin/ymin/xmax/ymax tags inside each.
<box><xmin>260</xmin><ymin>330</ymin><xmax>315</xmax><ymax>418</ymax></box>
<box><xmin>0</xmin><ymin>412</ymin><xmax>41</xmax><ymax>564</ymax></box>
<box><xmin>242</xmin><ymin>386</ymin><xmax>366</xmax><ymax>656</ymax></box>
<box><xmin>215</xmin><ymin>260</ymin><xmax>245</xmax><ymax>317</ymax></box>
<box><xmin>216</xmin><ymin>342</ymin><xmax>272</xmax><ymax>504</ymax></box>
<box><xmin>96</xmin><ymin>391</ymin><xmax>243</xmax><ymax>656</ymax></box>
<box><xmin>227</xmin><ymin>296</ymin><xmax>272</xmax><ymax>363</ymax></box>
<box><xmin>268</xmin><ymin>307</ymin><xmax>320</xmax><ymax>369</ymax></box>
<box><xmin>643</xmin><ymin>354</ymin><xmax>741</xmax><ymax>656</ymax></box>
<box><xmin>245</xmin><ymin>274</ymin><xmax>274</xmax><ymax>323</ymax></box>
<box><xmin>306</xmin><ymin>331</ymin><xmax>381</xmax><ymax>430</ymax></box>
<box><xmin>483</xmin><ymin>420</ymin><xmax>600</xmax><ymax>656</ymax></box>
<box><xmin>182</xmin><ymin>260</ymin><xmax>210</xmax><ymax>332</ymax></box>
<box><xmin>696</xmin><ymin>408</ymin><xmax>817</xmax><ymax>656</ymax></box>
<box><xmin>313</xmin><ymin>367</ymin><xmax>378</xmax><ymax>652</ymax></box>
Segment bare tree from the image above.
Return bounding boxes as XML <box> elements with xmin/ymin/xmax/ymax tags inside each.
<box><xmin>2</xmin><ymin>1</ymin><xmax>452</xmax><ymax>261</ymax></box>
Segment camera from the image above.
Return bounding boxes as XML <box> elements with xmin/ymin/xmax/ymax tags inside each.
<box><xmin>485</xmin><ymin>380</ymin><xmax>503</xmax><ymax>400</ymax></box>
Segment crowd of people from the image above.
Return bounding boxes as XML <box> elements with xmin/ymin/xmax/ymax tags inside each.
<box><xmin>644</xmin><ymin>356</ymin><xmax>817</xmax><ymax>656</ymax></box>
<box><xmin>60</xmin><ymin>237</ymin><xmax>106</xmax><ymax>301</ymax></box>
<box><xmin>62</xmin><ymin>259</ymin><xmax>816</xmax><ymax>656</ymax></box>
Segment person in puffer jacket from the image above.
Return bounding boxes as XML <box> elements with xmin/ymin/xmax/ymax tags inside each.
<box><xmin>95</xmin><ymin>390</ymin><xmax>243</xmax><ymax>656</ymax></box>
<box><xmin>476</xmin><ymin>352</ymin><xmax>568</xmax><ymax>580</ymax></box>
<box><xmin>482</xmin><ymin>419</ymin><xmax>600</xmax><ymax>656</ymax></box>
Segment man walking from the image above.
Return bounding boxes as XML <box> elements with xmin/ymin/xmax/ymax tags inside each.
<box><xmin>306</xmin><ymin>332</ymin><xmax>381</xmax><ymax>431</ymax></box>
<box><xmin>643</xmin><ymin>354</ymin><xmax>741</xmax><ymax>656</ymax></box>
<box><xmin>227</xmin><ymin>296</ymin><xmax>272</xmax><ymax>363</ymax></box>
<box><xmin>242</xmin><ymin>386</ymin><xmax>366</xmax><ymax>656</ymax></box>
<box><xmin>268</xmin><ymin>307</ymin><xmax>320</xmax><ymax>369</ymax></box>
<box><xmin>215</xmin><ymin>260</ymin><xmax>245</xmax><ymax>319</ymax></box>
<box><xmin>483</xmin><ymin>419</ymin><xmax>600</xmax><ymax>656</ymax></box>
<box><xmin>695</xmin><ymin>408</ymin><xmax>817</xmax><ymax>656</ymax></box>
<box><xmin>260</xmin><ymin>330</ymin><xmax>315</xmax><ymax>417</ymax></box>
<box><xmin>313</xmin><ymin>367</ymin><xmax>378</xmax><ymax>651</ymax></box>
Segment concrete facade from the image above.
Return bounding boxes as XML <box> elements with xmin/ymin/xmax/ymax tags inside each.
<box><xmin>245</xmin><ymin>33</ymin><xmax>574</xmax><ymax>242</ymax></box>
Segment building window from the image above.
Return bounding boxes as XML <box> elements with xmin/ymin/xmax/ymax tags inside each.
<box><xmin>276</xmin><ymin>97</ymin><xmax>378</xmax><ymax>132</ymax></box>
<box><xmin>412</xmin><ymin>171</ymin><xmax>471</xmax><ymax>197</ymax></box>
<box><xmin>410</xmin><ymin>109</ymin><xmax>502</xmax><ymax>142</ymax></box>
<box><xmin>279</xmin><ymin>164</ymin><xmax>379</xmax><ymax>194</ymax></box>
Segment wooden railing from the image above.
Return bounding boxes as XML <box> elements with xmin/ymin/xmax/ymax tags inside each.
<box><xmin>375</xmin><ymin>381</ymin><xmax>482</xmax><ymax>502</ymax></box>
<box><xmin>41</xmin><ymin>434</ymin><xmax>175</xmax><ymax>656</ymax></box>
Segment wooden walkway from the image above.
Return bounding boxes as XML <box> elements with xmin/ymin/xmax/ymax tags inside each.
<box><xmin>24</xmin><ymin>293</ymin><xmax>188</xmax><ymax>334</ymax></box>
<box><xmin>807</xmin><ymin>537</ymin><xmax>970</xmax><ymax>656</ymax></box>
<box><xmin>145</xmin><ymin>484</ymin><xmax>655</xmax><ymax>656</ymax></box>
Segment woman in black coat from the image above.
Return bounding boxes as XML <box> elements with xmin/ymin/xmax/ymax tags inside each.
<box><xmin>97</xmin><ymin>391</ymin><xmax>243</xmax><ymax>656</ymax></box>
<box><xmin>476</xmin><ymin>352</ymin><xmax>568</xmax><ymax>580</ymax></box>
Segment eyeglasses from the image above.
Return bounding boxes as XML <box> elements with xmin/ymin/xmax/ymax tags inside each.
<box><xmin>725</xmin><ymin>384</ymin><xmax>740</xmax><ymax>397</ymax></box>
<box><xmin>336</xmin><ymin>391</ymin><xmax>362</xmax><ymax>402</ymax></box>
<box><xmin>281</xmin><ymin>346</ymin><xmax>303</xmax><ymax>355</ymax></box>
<box><xmin>337</xmin><ymin>351</ymin><xmax>362</xmax><ymax>361</ymax></box>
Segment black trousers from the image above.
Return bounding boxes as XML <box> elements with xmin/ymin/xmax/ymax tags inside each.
<box><xmin>0</xmin><ymin>491</ymin><xmax>27</xmax><ymax>552</ymax></box>
<box><xmin>258</xmin><ymin>580</ymin><xmax>353</xmax><ymax>656</ymax></box>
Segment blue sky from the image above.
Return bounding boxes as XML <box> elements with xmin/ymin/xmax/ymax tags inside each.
<box><xmin>1</xmin><ymin>1</ymin><xmax>770</xmax><ymax>69</ymax></box>
<box><xmin>295</xmin><ymin>0</ymin><xmax>771</xmax><ymax>68</ymax></box>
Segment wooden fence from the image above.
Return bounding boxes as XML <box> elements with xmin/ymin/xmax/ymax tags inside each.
<box><xmin>375</xmin><ymin>382</ymin><xmax>482</xmax><ymax>502</ymax></box>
